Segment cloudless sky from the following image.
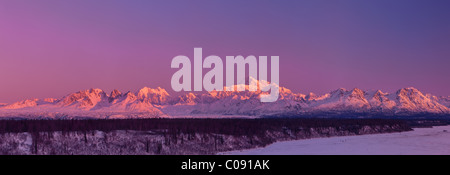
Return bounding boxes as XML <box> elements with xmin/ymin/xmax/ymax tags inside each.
<box><xmin>1</xmin><ymin>0</ymin><xmax>450</xmax><ymax>103</ymax></box>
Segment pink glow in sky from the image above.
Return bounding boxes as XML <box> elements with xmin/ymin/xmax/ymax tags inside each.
<box><xmin>1</xmin><ymin>0</ymin><xmax>450</xmax><ymax>103</ymax></box>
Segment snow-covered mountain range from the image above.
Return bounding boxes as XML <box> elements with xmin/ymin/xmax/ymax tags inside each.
<box><xmin>1</xmin><ymin>81</ymin><xmax>449</xmax><ymax>119</ymax></box>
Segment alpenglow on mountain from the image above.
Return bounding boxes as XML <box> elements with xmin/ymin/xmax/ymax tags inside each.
<box><xmin>1</xmin><ymin>82</ymin><xmax>449</xmax><ymax>119</ymax></box>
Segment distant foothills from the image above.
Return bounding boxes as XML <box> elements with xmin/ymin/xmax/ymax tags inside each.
<box><xmin>0</xmin><ymin>79</ymin><xmax>449</xmax><ymax>119</ymax></box>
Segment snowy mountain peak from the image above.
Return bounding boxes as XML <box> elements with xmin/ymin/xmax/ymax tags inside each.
<box><xmin>172</xmin><ymin>93</ymin><xmax>198</xmax><ymax>105</ymax></box>
<box><xmin>394</xmin><ymin>87</ymin><xmax>448</xmax><ymax>113</ymax></box>
<box><xmin>119</xmin><ymin>91</ymin><xmax>136</xmax><ymax>101</ymax></box>
<box><xmin>43</xmin><ymin>98</ymin><xmax>58</xmax><ymax>103</ymax></box>
<box><xmin>138</xmin><ymin>87</ymin><xmax>169</xmax><ymax>96</ymax></box>
<box><xmin>327</xmin><ymin>88</ymin><xmax>348</xmax><ymax>100</ymax></box>
<box><xmin>331</xmin><ymin>88</ymin><xmax>347</xmax><ymax>94</ymax></box>
<box><xmin>58</xmin><ymin>88</ymin><xmax>108</xmax><ymax>110</ymax></box>
<box><xmin>305</xmin><ymin>92</ymin><xmax>317</xmax><ymax>100</ymax></box>
<box><xmin>349</xmin><ymin>88</ymin><xmax>366</xmax><ymax>100</ymax></box>
<box><xmin>110</xmin><ymin>89</ymin><xmax>122</xmax><ymax>98</ymax></box>
<box><xmin>109</xmin><ymin>89</ymin><xmax>123</xmax><ymax>102</ymax></box>
<box><xmin>88</xmin><ymin>88</ymin><xmax>105</xmax><ymax>95</ymax></box>
<box><xmin>350</xmin><ymin>88</ymin><xmax>364</xmax><ymax>93</ymax></box>
<box><xmin>137</xmin><ymin>87</ymin><xmax>170</xmax><ymax>104</ymax></box>
<box><xmin>3</xmin><ymin>99</ymin><xmax>39</xmax><ymax>109</ymax></box>
<box><xmin>374</xmin><ymin>90</ymin><xmax>387</xmax><ymax>96</ymax></box>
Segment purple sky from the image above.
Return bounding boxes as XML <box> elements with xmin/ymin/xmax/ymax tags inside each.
<box><xmin>1</xmin><ymin>0</ymin><xmax>450</xmax><ymax>103</ymax></box>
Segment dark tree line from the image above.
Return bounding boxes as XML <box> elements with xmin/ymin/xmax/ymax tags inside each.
<box><xmin>0</xmin><ymin>118</ymin><xmax>411</xmax><ymax>137</ymax></box>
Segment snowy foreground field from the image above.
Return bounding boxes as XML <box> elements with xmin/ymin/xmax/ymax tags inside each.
<box><xmin>224</xmin><ymin>125</ymin><xmax>450</xmax><ymax>155</ymax></box>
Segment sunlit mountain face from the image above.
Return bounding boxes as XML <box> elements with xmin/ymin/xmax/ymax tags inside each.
<box><xmin>1</xmin><ymin>83</ymin><xmax>449</xmax><ymax>119</ymax></box>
